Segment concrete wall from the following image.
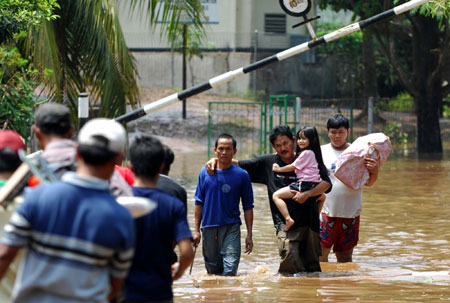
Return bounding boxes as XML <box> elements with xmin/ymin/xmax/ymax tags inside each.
<box><xmin>133</xmin><ymin>51</ymin><xmax>252</xmax><ymax>95</ymax></box>
<box><xmin>133</xmin><ymin>50</ymin><xmax>337</xmax><ymax>99</ymax></box>
<box><xmin>117</xmin><ymin>0</ymin><xmax>318</xmax><ymax>49</ymax></box>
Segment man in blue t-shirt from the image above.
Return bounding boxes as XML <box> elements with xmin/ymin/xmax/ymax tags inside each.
<box><xmin>194</xmin><ymin>133</ymin><xmax>254</xmax><ymax>276</ymax></box>
<box><xmin>0</xmin><ymin>119</ymin><xmax>135</xmax><ymax>303</ymax></box>
<box><xmin>124</xmin><ymin>135</ymin><xmax>193</xmax><ymax>303</ymax></box>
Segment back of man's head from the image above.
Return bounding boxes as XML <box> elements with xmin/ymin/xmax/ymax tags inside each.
<box><xmin>129</xmin><ymin>135</ymin><xmax>164</xmax><ymax>179</ymax></box>
<box><xmin>77</xmin><ymin>118</ymin><xmax>126</xmax><ymax>166</ymax></box>
<box><xmin>35</xmin><ymin>103</ymin><xmax>72</xmax><ymax>136</ymax></box>
<box><xmin>327</xmin><ymin>114</ymin><xmax>349</xmax><ymax>130</ymax></box>
<box><xmin>161</xmin><ymin>144</ymin><xmax>174</xmax><ymax>175</ymax></box>
<box><xmin>269</xmin><ymin>125</ymin><xmax>293</xmax><ymax>145</ymax></box>
<box><xmin>0</xmin><ymin>130</ymin><xmax>25</xmax><ymax>174</ymax></box>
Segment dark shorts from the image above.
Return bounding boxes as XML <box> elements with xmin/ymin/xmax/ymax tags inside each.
<box><xmin>319</xmin><ymin>213</ymin><xmax>360</xmax><ymax>252</ymax></box>
<box><xmin>277</xmin><ymin>226</ymin><xmax>322</xmax><ymax>274</ymax></box>
<box><xmin>289</xmin><ymin>181</ymin><xmax>318</xmax><ymax>192</ymax></box>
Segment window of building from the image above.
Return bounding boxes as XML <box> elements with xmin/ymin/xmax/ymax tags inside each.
<box><xmin>264</xmin><ymin>14</ymin><xmax>286</xmax><ymax>34</ymax></box>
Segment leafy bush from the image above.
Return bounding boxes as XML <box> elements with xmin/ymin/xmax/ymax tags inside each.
<box><xmin>377</xmin><ymin>92</ymin><xmax>414</xmax><ymax>112</ymax></box>
<box><xmin>0</xmin><ymin>46</ymin><xmax>45</xmax><ymax>141</ymax></box>
<box><xmin>384</xmin><ymin>121</ymin><xmax>408</xmax><ymax>145</ymax></box>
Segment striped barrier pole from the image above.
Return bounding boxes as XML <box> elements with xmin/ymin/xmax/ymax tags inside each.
<box><xmin>116</xmin><ymin>0</ymin><xmax>431</xmax><ymax>125</ymax></box>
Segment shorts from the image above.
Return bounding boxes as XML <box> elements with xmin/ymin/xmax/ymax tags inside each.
<box><xmin>289</xmin><ymin>181</ymin><xmax>318</xmax><ymax>192</ymax></box>
<box><xmin>319</xmin><ymin>213</ymin><xmax>360</xmax><ymax>252</ymax></box>
<box><xmin>277</xmin><ymin>226</ymin><xmax>322</xmax><ymax>274</ymax></box>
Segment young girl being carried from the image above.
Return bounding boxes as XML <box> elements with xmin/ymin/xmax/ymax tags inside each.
<box><xmin>272</xmin><ymin>126</ymin><xmax>328</xmax><ymax>231</ymax></box>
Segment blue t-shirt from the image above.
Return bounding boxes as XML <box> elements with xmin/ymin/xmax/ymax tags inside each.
<box><xmin>1</xmin><ymin>172</ymin><xmax>135</xmax><ymax>303</ymax></box>
<box><xmin>194</xmin><ymin>164</ymin><xmax>254</xmax><ymax>228</ymax></box>
<box><xmin>124</xmin><ymin>187</ymin><xmax>192</xmax><ymax>302</ymax></box>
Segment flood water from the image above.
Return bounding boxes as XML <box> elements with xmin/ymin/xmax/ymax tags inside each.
<box><xmin>170</xmin><ymin>151</ymin><xmax>450</xmax><ymax>302</ymax></box>
<box><xmin>0</xmin><ymin>150</ymin><xmax>449</xmax><ymax>302</ymax></box>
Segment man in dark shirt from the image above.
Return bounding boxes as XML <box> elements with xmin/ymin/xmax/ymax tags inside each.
<box><xmin>207</xmin><ymin>125</ymin><xmax>331</xmax><ymax>274</ymax></box>
<box><xmin>156</xmin><ymin>144</ymin><xmax>187</xmax><ymax>208</ymax></box>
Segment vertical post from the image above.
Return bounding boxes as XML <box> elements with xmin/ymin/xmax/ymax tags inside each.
<box><xmin>207</xmin><ymin>102</ymin><xmax>212</xmax><ymax>159</ymax></box>
<box><xmin>296</xmin><ymin>97</ymin><xmax>302</xmax><ymax>130</ymax></box>
<box><xmin>182</xmin><ymin>24</ymin><xmax>187</xmax><ymax>119</ymax></box>
<box><xmin>78</xmin><ymin>93</ymin><xmax>89</xmax><ymax>129</ymax></box>
<box><xmin>253</xmin><ymin>30</ymin><xmax>258</xmax><ymax>101</ymax></box>
<box><xmin>350</xmin><ymin>102</ymin><xmax>354</xmax><ymax>142</ymax></box>
<box><xmin>368</xmin><ymin>96</ymin><xmax>374</xmax><ymax>134</ymax></box>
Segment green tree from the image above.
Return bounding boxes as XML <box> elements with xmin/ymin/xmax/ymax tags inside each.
<box><xmin>0</xmin><ymin>0</ymin><xmax>59</xmax><ymax>44</ymax></box>
<box><xmin>318</xmin><ymin>0</ymin><xmax>450</xmax><ymax>154</ymax></box>
<box><xmin>0</xmin><ymin>0</ymin><xmax>58</xmax><ymax>141</ymax></box>
<box><xmin>22</xmin><ymin>0</ymin><xmax>205</xmax><ymax>125</ymax></box>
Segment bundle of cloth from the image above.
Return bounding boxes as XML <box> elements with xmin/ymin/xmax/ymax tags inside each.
<box><xmin>335</xmin><ymin>133</ymin><xmax>392</xmax><ymax>190</ymax></box>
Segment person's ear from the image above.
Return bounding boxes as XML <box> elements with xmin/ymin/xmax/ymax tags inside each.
<box><xmin>114</xmin><ymin>153</ymin><xmax>124</xmax><ymax>166</ymax></box>
<box><xmin>233</xmin><ymin>148</ymin><xmax>237</xmax><ymax>155</ymax></box>
<box><xmin>127</xmin><ymin>160</ymin><xmax>132</xmax><ymax>170</ymax></box>
<box><xmin>157</xmin><ymin>163</ymin><xmax>164</xmax><ymax>174</ymax></box>
<box><xmin>65</xmin><ymin>127</ymin><xmax>74</xmax><ymax>139</ymax></box>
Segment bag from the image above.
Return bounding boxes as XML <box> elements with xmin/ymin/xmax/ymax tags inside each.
<box><xmin>334</xmin><ymin>133</ymin><xmax>391</xmax><ymax>190</ymax></box>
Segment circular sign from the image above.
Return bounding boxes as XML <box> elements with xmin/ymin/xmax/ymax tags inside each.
<box><xmin>279</xmin><ymin>0</ymin><xmax>312</xmax><ymax>17</ymax></box>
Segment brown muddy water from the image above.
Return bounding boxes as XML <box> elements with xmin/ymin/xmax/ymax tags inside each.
<box><xmin>1</xmin><ymin>150</ymin><xmax>449</xmax><ymax>302</ymax></box>
<box><xmin>170</xmin><ymin>151</ymin><xmax>450</xmax><ymax>302</ymax></box>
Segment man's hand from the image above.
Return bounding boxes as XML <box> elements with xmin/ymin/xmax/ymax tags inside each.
<box><xmin>205</xmin><ymin>158</ymin><xmax>218</xmax><ymax>175</ymax></box>
<box><xmin>245</xmin><ymin>235</ymin><xmax>253</xmax><ymax>254</ymax></box>
<box><xmin>272</xmin><ymin>163</ymin><xmax>280</xmax><ymax>172</ymax></box>
<box><xmin>364</xmin><ymin>157</ymin><xmax>379</xmax><ymax>174</ymax></box>
<box><xmin>171</xmin><ymin>262</ymin><xmax>181</xmax><ymax>280</ymax></box>
<box><xmin>193</xmin><ymin>231</ymin><xmax>201</xmax><ymax>248</ymax></box>
<box><xmin>290</xmin><ymin>190</ymin><xmax>309</xmax><ymax>204</ymax></box>
<box><xmin>364</xmin><ymin>157</ymin><xmax>379</xmax><ymax>186</ymax></box>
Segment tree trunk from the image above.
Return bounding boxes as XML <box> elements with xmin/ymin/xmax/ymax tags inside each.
<box><xmin>412</xmin><ymin>15</ymin><xmax>443</xmax><ymax>154</ymax></box>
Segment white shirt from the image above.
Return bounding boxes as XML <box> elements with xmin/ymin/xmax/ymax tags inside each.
<box><xmin>321</xmin><ymin>143</ymin><xmax>363</xmax><ymax>218</ymax></box>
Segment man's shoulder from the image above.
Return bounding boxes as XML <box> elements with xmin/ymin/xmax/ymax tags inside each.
<box><xmin>133</xmin><ymin>187</ymin><xmax>184</xmax><ymax>207</ymax></box>
<box><xmin>231</xmin><ymin>164</ymin><xmax>251</xmax><ymax>177</ymax></box>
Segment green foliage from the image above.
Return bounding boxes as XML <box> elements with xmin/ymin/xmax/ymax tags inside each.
<box><xmin>0</xmin><ymin>0</ymin><xmax>59</xmax><ymax>43</ymax></box>
<box><xmin>384</xmin><ymin>121</ymin><xmax>408</xmax><ymax>146</ymax></box>
<box><xmin>0</xmin><ymin>46</ymin><xmax>45</xmax><ymax>141</ymax></box>
<box><xmin>316</xmin><ymin>22</ymin><xmax>362</xmax><ymax>56</ymax></box>
<box><xmin>171</xmin><ymin>25</ymin><xmax>213</xmax><ymax>59</ymax></box>
<box><xmin>443</xmin><ymin>96</ymin><xmax>450</xmax><ymax>119</ymax></box>
<box><xmin>377</xmin><ymin>92</ymin><xmax>414</xmax><ymax>112</ymax></box>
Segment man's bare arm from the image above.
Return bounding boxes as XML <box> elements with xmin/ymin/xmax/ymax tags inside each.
<box><xmin>172</xmin><ymin>239</ymin><xmax>194</xmax><ymax>280</ymax></box>
<box><xmin>243</xmin><ymin>209</ymin><xmax>253</xmax><ymax>254</ymax></box>
<box><xmin>291</xmin><ymin>181</ymin><xmax>331</xmax><ymax>204</ymax></box>
<box><xmin>272</xmin><ymin>163</ymin><xmax>295</xmax><ymax>173</ymax></box>
<box><xmin>364</xmin><ymin>157</ymin><xmax>379</xmax><ymax>186</ymax></box>
<box><xmin>0</xmin><ymin>244</ymin><xmax>20</xmax><ymax>281</ymax></box>
<box><xmin>206</xmin><ymin>158</ymin><xmax>239</xmax><ymax>174</ymax></box>
<box><xmin>193</xmin><ymin>204</ymin><xmax>203</xmax><ymax>247</ymax></box>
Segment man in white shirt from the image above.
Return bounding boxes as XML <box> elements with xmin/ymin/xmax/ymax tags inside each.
<box><xmin>320</xmin><ymin>114</ymin><xmax>379</xmax><ymax>262</ymax></box>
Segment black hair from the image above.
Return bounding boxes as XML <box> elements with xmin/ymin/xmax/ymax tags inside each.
<box><xmin>129</xmin><ymin>135</ymin><xmax>165</xmax><ymax>178</ymax></box>
<box><xmin>215</xmin><ymin>133</ymin><xmax>236</xmax><ymax>149</ymax></box>
<box><xmin>78</xmin><ymin>145</ymin><xmax>118</xmax><ymax>166</ymax></box>
<box><xmin>0</xmin><ymin>148</ymin><xmax>22</xmax><ymax>173</ymax></box>
<box><xmin>269</xmin><ymin>125</ymin><xmax>293</xmax><ymax>145</ymax></box>
<box><xmin>162</xmin><ymin>144</ymin><xmax>175</xmax><ymax>174</ymax></box>
<box><xmin>296</xmin><ymin>126</ymin><xmax>328</xmax><ymax>180</ymax></box>
<box><xmin>35</xmin><ymin>103</ymin><xmax>72</xmax><ymax>136</ymax></box>
<box><xmin>327</xmin><ymin>114</ymin><xmax>349</xmax><ymax>130</ymax></box>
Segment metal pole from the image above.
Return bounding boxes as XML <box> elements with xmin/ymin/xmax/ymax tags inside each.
<box><xmin>182</xmin><ymin>24</ymin><xmax>187</xmax><ymax>119</ymax></box>
<box><xmin>78</xmin><ymin>93</ymin><xmax>89</xmax><ymax>129</ymax></box>
<box><xmin>253</xmin><ymin>30</ymin><xmax>258</xmax><ymax>101</ymax></box>
<box><xmin>368</xmin><ymin>96</ymin><xmax>374</xmax><ymax>134</ymax></box>
<box><xmin>115</xmin><ymin>0</ymin><xmax>431</xmax><ymax>125</ymax></box>
<box><xmin>296</xmin><ymin>97</ymin><xmax>302</xmax><ymax>130</ymax></box>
